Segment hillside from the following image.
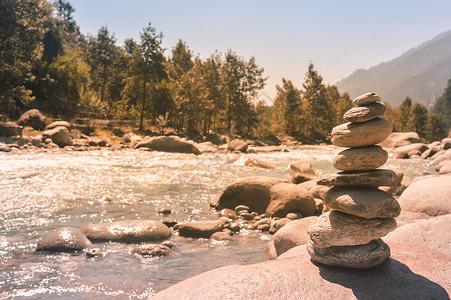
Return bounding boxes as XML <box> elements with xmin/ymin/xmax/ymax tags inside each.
<box><xmin>336</xmin><ymin>30</ymin><xmax>451</xmax><ymax>108</ymax></box>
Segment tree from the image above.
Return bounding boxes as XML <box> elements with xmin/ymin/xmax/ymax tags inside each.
<box><xmin>0</xmin><ymin>0</ymin><xmax>48</xmax><ymax>117</ymax></box>
<box><xmin>426</xmin><ymin>113</ymin><xmax>447</xmax><ymax>141</ymax></box>
<box><xmin>274</xmin><ymin>78</ymin><xmax>302</xmax><ymax>135</ymax></box>
<box><xmin>302</xmin><ymin>63</ymin><xmax>331</xmax><ymax>140</ymax></box>
<box><xmin>408</xmin><ymin>103</ymin><xmax>428</xmax><ymax>139</ymax></box>
<box><xmin>220</xmin><ymin>50</ymin><xmax>266</xmax><ymax>134</ymax></box>
<box><xmin>433</xmin><ymin>78</ymin><xmax>451</xmax><ymax>130</ymax></box>
<box><xmin>397</xmin><ymin>97</ymin><xmax>412</xmax><ymax>131</ymax></box>
<box><xmin>122</xmin><ymin>23</ymin><xmax>166</xmax><ymax>130</ymax></box>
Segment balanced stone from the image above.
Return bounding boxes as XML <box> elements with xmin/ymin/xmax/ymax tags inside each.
<box><xmin>353</xmin><ymin>92</ymin><xmax>380</xmax><ymax>106</ymax></box>
<box><xmin>333</xmin><ymin>146</ymin><xmax>388</xmax><ymax>171</ymax></box>
<box><xmin>331</xmin><ymin>118</ymin><xmax>393</xmax><ymax>147</ymax></box>
<box><xmin>324</xmin><ymin>186</ymin><xmax>401</xmax><ymax>218</ymax></box>
<box><xmin>317</xmin><ymin>169</ymin><xmax>401</xmax><ymax>187</ymax></box>
<box><xmin>307</xmin><ymin>238</ymin><xmax>390</xmax><ymax>268</ymax></box>
<box><xmin>343</xmin><ymin>102</ymin><xmax>386</xmax><ymax>123</ymax></box>
<box><xmin>307</xmin><ymin>210</ymin><xmax>397</xmax><ymax>248</ymax></box>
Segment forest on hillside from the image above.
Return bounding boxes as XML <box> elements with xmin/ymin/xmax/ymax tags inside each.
<box><xmin>1</xmin><ymin>0</ymin><xmax>450</xmax><ymax>142</ymax></box>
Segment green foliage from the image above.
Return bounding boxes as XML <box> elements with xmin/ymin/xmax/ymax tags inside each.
<box><xmin>433</xmin><ymin>78</ymin><xmax>451</xmax><ymax>130</ymax></box>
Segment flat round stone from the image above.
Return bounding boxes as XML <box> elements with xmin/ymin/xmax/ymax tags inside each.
<box><xmin>343</xmin><ymin>102</ymin><xmax>386</xmax><ymax>123</ymax></box>
<box><xmin>353</xmin><ymin>92</ymin><xmax>380</xmax><ymax>106</ymax></box>
<box><xmin>307</xmin><ymin>238</ymin><xmax>390</xmax><ymax>268</ymax></box>
<box><xmin>331</xmin><ymin>118</ymin><xmax>393</xmax><ymax>147</ymax></box>
<box><xmin>333</xmin><ymin>146</ymin><xmax>388</xmax><ymax>171</ymax></box>
<box><xmin>307</xmin><ymin>210</ymin><xmax>397</xmax><ymax>248</ymax></box>
<box><xmin>317</xmin><ymin>169</ymin><xmax>401</xmax><ymax>187</ymax></box>
<box><xmin>324</xmin><ymin>186</ymin><xmax>401</xmax><ymax>218</ymax></box>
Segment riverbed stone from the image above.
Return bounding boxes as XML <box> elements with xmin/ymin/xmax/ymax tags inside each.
<box><xmin>324</xmin><ymin>186</ymin><xmax>401</xmax><ymax>218</ymax></box>
<box><xmin>307</xmin><ymin>238</ymin><xmax>390</xmax><ymax>269</ymax></box>
<box><xmin>177</xmin><ymin>220</ymin><xmax>224</xmax><ymax>238</ymax></box>
<box><xmin>343</xmin><ymin>102</ymin><xmax>386</xmax><ymax>123</ymax></box>
<box><xmin>0</xmin><ymin>122</ymin><xmax>22</xmax><ymax>137</ymax></box>
<box><xmin>227</xmin><ymin>139</ymin><xmax>248</xmax><ymax>152</ymax></box>
<box><xmin>391</xmin><ymin>143</ymin><xmax>428</xmax><ymax>159</ymax></box>
<box><xmin>308</xmin><ymin>211</ymin><xmax>397</xmax><ymax>248</ymax></box>
<box><xmin>317</xmin><ymin>169</ymin><xmax>401</xmax><ymax>187</ymax></box>
<box><xmin>36</xmin><ymin>227</ymin><xmax>92</xmax><ymax>252</ymax></box>
<box><xmin>153</xmin><ymin>243</ymin><xmax>451</xmax><ymax>300</ymax></box>
<box><xmin>266</xmin><ymin>183</ymin><xmax>316</xmax><ymax>217</ymax></box>
<box><xmin>238</xmin><ymin>155</ymin><xmax>276</xmax><ymax>169</ymax></box>
<box><xmin>287</xmin><ymin>160</ymin><xmax>316</xmax><ymax>175</ymax></box>
<box><xmin>378</xmin><ymin>132</ymin><xmax>421</xmax><ymax>149</ymax></box>
<box><xmin>81</xmin><ymin>220</ymin><xmax>171</xmax><ymax>243</ymax></box>
<box><xmin>46</xmin><ymin>121</ymin><xmax>71</xmax><ymax>130</ymax></box>
<box><xmin>333</xmin><ymin>146</ymin><xmax>388</xmax><ymax>171</ymax></box>
<box><xmin>134</xmin><ymin>136</ymin><xmax>200</xmax><ymax>155</ymax></box>
<box><xmin>132</xmin><ymin>244</ymin><xmax>173</xmax><ymax>257</ymax></box>
<box><xmin>352</xmin><ymin>92</ymin><xmax>380</xmax><ymax>106</ymax></box>
<box><xmin>397</xmin><ymin>175</ymin><xmax>451</xmax><ymax>216</ymax></box>
<box><xmin>217</xmin><ymin>176</ymin><xmax>288</xmax><ymax>214</ymax></box>
<box><xmin>331</xmin><ymin>118</ymin><xmax>393</xmax><ymax>147</ymax></box>
<box><xmin>210</xmin><ymin>231</ymin><xmax>234</xmax><ymax>242</ymax></box>
<box><xmin>273</xmin><ymin>216</ymin><xmax>317</xmax><ymax>256</ymax></box>
<box><xmin>384</xmin><ymin>214</ymin><xmax>451</xmax><ymax>256</ymax></box>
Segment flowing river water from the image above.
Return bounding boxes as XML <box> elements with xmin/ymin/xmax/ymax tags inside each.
<box><xmin>0</xmin><ymin>146</ymin><xmax>436</xmax><ymax>298</ymax></box>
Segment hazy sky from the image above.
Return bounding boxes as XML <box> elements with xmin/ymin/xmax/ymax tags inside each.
<box><xmin>71</xmin><ymin>0</ymin><xmax>451</xmax><ymax>99</ymax></box>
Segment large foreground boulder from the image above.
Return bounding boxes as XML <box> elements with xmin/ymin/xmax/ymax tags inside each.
<box><xmin>42</xmin><ymin>126</ymin><xmax>72</xmax><ymax>147</ymax></box>
<box><xmin>80</xmin><ymin>220</ymin><xmax>171</xmax><ymax>243</ymax></box>
<box><xmin>217</xmin><ymin>176</ymin><xmax>288</xmax><ymax>214</ymax></box>
<box><xmin>378</xmin><ymin>132</ymin><xmax>421</xmax><ymax>149</ymax></box>
<box><xmin>0</xmin><ymin>122</ymin><xmax>22</xmax><ymax>137</ymax></box>
<box><xmin>398</xmin><ymin>175</ymin><xmax>451</xmax><ymax>216</ymax></box>
<box><xmin>17</xmin><ymin>109</ymin><xmax>45</xmax><ymax>130</ymax></box>
<box><xmin>153</xmin><ymin>243</ymin><xmax>450</xmax><ymax>299</ymax></box>
<box><xmin>134</xmin><ymin>136</ymin><xmax>200</xmax><ymax>155</ymax></box>
<box><xmin>384</xmin><ymin>215</ymin><xmax>451</xmax><ymax>256</ymax></box>
<box><xmin>36</xmin><ymin>227</ymin><xmax>91</xmax><ymax>252</ymax></box>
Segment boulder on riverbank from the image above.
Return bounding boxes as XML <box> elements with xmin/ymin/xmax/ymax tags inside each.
<box><xmin>267</xmin><ymin>183</ymin><xmax>316</xmax><ymax>217</ymax></box>
<box><xmin>384</xmin><ymin>215</ymin><xmax>451</xmax><ymax>256</ymax></box>
<box><xmin>378</xmin><ymin>132</ymin><xmax>420</xmax><ymax>149</ymax></box>
<box><xmin>17</xmin><ymin>109</ymin><xmax>46</xmax><ymax>130</ymax></box>
<box><xmin>177</xmin><ymin>220</ymin><xmax>226</xmax><ymax>238</ymax></box>
<box><xmin>152</xmin><ymin>243</ymin><xmax>450</xmax><ymax>299</ymax></box>
<box><xmin>398</xmin><ymin>175</ymin><xmax>451</xmax><ymax>216</ymax></box>
<box><xmin>36</xmin><ymin>227</ymin><xmax>91</xmax><ymax>252</ymax></box>
<box><xmin>134</xmin><ymin>136</ymin><xmax>200</xmax><ymax>155</ymax></box>
<box><xmin>0</xmin><ymin>122</ymin><xmax>22</xmax><ymax>137</ymax></box>
<box><xmin>80</xmin><ymin>220</ymin><xmax>171</xmax><ymax>243</ymax></box>
<box><xmin>216</xmin><ymin>176</ymin><xmax>288</xmax><ymax>214</ymax></box>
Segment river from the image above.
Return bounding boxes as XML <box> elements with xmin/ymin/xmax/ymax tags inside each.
<box><xmin>0</xmin><ymin>146</ymin><xmax>436</xmax><ymax>298</ymax></box>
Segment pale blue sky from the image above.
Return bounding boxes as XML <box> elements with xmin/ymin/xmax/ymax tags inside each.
<box><xmin>72</xmin><ymin>0</ymin><xmax>451</xmax><ymax>99</ymax></box>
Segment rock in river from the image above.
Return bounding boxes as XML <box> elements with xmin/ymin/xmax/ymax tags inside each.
<box><xmin>266</xmin><ymin>183</ymin><xmax>316</xmax><ymax>217</ymax></box>
<box><xmin>331</xmin><ymin>118</ymin><xmax>393</xmax><ymax>148</ymax></box>
<box><xmin>80</xmin><ymin>220</ymin><xmax>171</xmax><ymax>243</ymax></box>
<box><xmin>134</xmin><ymin>136</ymin><xmax>200</xmax><ymax>155</ymax></box>
<box><xmin>36</xmin><ymin>227</ymin><xmax>91</xmax><ymax>252</ymax></box>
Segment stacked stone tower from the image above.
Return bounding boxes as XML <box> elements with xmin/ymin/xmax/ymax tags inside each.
<box><xmin>307</xmin><ymin>92</ymin><xmax>401</xmax><ymax>268</ymax></box>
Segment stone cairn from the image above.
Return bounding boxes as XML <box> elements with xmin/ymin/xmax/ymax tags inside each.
<box><xmin>307</xmin><ymin>92</ymin><xmax>402</xmax><ymax>268</ymax></box>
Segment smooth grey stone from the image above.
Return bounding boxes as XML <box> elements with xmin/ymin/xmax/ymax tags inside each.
<box><xmin>344</xmin><ymin>102</ymin><xmax>386</xmax><ymax>123</ymax></box>
<box><xmin>307</xmin><ymin>238</ymin><xmax>390</xmax><ymax>269</ymax></box>
<box><xmin>331</xmin><ymin>118</ymin><xmax>393</xmax><ymax>148</ymax></box>
<box><xmin>308</xmin><ymin>211</ymin><xmax>397</xmax><ymax>248</ymax></box>
<box><xmin>352</xmin><ymin>92</ymin><xmax>380</xmax><ymax>106</ymax></box>
<box><xmin>317</xmin><ymin>169</ymin><xmax>401</xmax><ymax>187</ymax></box>
<box><xmin>333</xmin><ymin>146</ymin><xmax>388</xmax><ymax>171</ymax></box>
<box><xmin>324</xmin><ymin>186</ymin><xmax>401</xmax><ymax>218</ymax></box>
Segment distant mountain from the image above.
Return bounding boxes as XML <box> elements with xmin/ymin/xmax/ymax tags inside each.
<box><xmin>252</xmin><ymin>91</ymin><xmax>274</xmax><ymax>106</ymax></box>
<box><xmin>336</xmin><ymin>30</ymin><xmax>451</xmax><ymax>108</ymax></box>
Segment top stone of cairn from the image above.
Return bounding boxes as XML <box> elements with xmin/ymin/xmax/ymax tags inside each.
<box><xmin>353</xmin><ymin>92</ymin><xmax>380</xmax><ymax>106</ymax></box>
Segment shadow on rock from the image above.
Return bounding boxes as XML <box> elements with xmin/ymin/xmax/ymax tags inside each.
<box><xmin>315</xmin><ymin>258</ymin><xmax>449</xmax><ymax>300</ymax></box>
